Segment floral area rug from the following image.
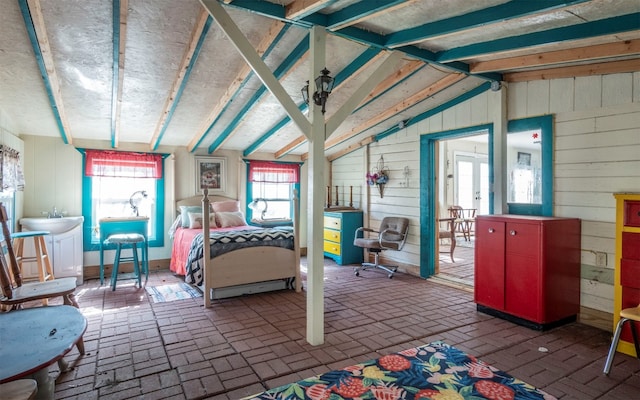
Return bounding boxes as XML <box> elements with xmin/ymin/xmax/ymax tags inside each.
<box><xmin>145</xmin><ymin>282</ymin><xmax>202</xmax><ymax>303</ymax></box>
<box><xmin>246</xmin><ymin>341</ymin><xmax>555</xmax><ymax>399</ymax></box>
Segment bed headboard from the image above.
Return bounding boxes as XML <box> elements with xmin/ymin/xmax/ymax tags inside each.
<box><xmin>176</xmin><ymin>194</ymin><xmax>238</xmax><ymax>210</ymax></box>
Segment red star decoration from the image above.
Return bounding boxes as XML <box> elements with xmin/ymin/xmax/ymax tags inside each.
<box><xmin>532</xmin><ymin>133</ymin><xmax>539</xmax><ymax>139</ymax></box>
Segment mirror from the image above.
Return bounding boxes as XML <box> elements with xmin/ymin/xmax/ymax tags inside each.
<box><xmin>506</xmin><ymin>115</ymin><xmax>553</xmax><ymax>216</ymax></box>
<box><xmin>507</xmin><ymin>130</ymin><xmax>542</xmax><ymax>205</ymax></box>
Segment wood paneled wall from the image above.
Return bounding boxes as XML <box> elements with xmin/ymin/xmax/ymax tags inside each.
<box><xmin>331</xmin><ymin>72</ymin><xmax>640</xmax><ymax>315</ymax></box>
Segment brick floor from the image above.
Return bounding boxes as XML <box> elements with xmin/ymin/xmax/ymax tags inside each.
<box><xmin>25</xmin><ymin>257</ymin><xmax>640</xmax><ymax>399</ymax></box>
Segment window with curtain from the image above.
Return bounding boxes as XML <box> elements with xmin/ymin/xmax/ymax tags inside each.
<box><xmin>0</xmin><ymin>145</ymin><xmax>25</xmax><ymax>234</ymax></box>
<box><xmin>247</xmin><ymin>161</ymin><xmax>300</xmax><ymax>223</ymax></box>
<box><xmin>82</xmin><ymin>149</ymin><xmax>165</xmax><ymax>248</ymax></box>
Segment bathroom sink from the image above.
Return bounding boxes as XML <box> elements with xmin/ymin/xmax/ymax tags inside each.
<box><xmin>20</xmin><ymin>216</ymin><xmax>84</xmax><ymax>234</ymax></box>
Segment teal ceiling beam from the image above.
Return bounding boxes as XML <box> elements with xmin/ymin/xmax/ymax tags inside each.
<box><xmin>398</xmin><ymin>46</ymin><xmax>502</xmax><ymax>82</ymax></box>
<box><xmin>326</xmin><ymin>0</ymin><xmax>408</xmax><ymax>30</ymax></box>
<box><xmin>438</xmin><ymin>13</ymin><xmax>640</xmax><ymax>63</ymax></box>
<box><xmin>243</xmin><ymin>103</ymin><xmax>307</xmax><ymax>157</ymax></box>
<box><xmin>188</xmin><ymin>23</ymin><xmax>292</xmax><ymax>152</ymax></box>
<box><xmin>18</xmin><ymin>0</ymin><xmax>71</xmax><ymax>145</ymax></box>
<box><xmin>224</xmin><ymin>0</ymin><xmax>316</xmax><ymax>28</ymax></box>
<box><xmin>243</xmin><ymin>47</ymin><xmax>381</xmax><ymax>157</ymax></box>
<box><xmin>396</xmin><ymin>81</ymin><xmax>492</xmax><ymax>133</ymax></box>
<box><xmin>208</xmin><ymin>34</ymin><xmax>310</xmax><ymax>153</ymax></box>
<box><xmin>110</xmin><ymin>0</ymin><xmax>121</xmax><ymax>148</ymax></box>
<box><xmin>152</xmin><ymin>16</ymin><xmax>213</xmax><ymax>151</ymax></box>
<box><xmin>385</xmin><ymin>0</ymin><xmax>591</xmax><ymax>48</ymax></box>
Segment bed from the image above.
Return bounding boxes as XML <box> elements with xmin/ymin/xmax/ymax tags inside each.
<box><xmin>169</xmin><ymin>191</ymin><xmax>301</xmax><ymax>307</ymax></box>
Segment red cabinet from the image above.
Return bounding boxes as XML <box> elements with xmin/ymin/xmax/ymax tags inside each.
<box><xmin>475</xmin><ymin>215</ymin><xmax>581</xmax><ymax>330</ymax></box>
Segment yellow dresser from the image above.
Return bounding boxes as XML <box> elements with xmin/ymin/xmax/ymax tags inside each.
<box><xmin>323</xmin><ymin>210</ymin><xmax>363</xmax><ymax>265</ymax></box>
<box><xmin>613</xmin><ymin>193</ymin><xmax>640</xmax><ymax>356</ymax></box>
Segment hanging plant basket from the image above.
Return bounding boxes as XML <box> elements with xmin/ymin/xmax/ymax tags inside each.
<box><xmin>366</xmin><ymin>155</ymin><xmax>390</xmax><ymax>198</ymax></box>
<box><xmin>378</xmin><ymin>183</ymin><xmax>385</xmax><ymax>198</ymax></box>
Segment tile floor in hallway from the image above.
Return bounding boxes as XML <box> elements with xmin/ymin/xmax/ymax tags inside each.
<box><xmin>36</xmin><ymin>258</ymin><xmax>640</xmax><ymax>400</ymax></box>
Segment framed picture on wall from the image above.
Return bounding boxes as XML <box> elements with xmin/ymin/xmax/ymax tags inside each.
<box><xmin>195</xmin><ymin>156</ymin><xmax>226</xmax><ymax>194</ymax></box>
<box><xmin>517</xmin><ymin>151</ymin><xmax>531</xmax><ymax>166</ymax></box>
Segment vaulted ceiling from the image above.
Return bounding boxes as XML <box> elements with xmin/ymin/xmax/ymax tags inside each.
<box><xmin>1</xmin><ymin>0</ymin><xmax>638</xmax><ymax>160</ymax></box>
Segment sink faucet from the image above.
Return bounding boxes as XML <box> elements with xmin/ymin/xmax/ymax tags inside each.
<box><xmin>47</xmin><ymin>206</ymin><xmax>64</xmax><ymax>218</ymax></box>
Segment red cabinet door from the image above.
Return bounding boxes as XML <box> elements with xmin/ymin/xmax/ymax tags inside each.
<box><xmin>475</xmin><ymin>218</ymin><xmax>505</xmax><ymax>310</ymax></box>
<box><xmin>505</xmin><ymin>222</ymin><xmax>541</xmax><ymax>321</ymax></box>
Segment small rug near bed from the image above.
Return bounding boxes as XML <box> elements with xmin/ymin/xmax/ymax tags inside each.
<box><xmin>245</xmin><ymin>341</ymin><xmax>555</xmax><ymax>400</ymax></box>
<box><xmin>145</xmin><ymin>282</ymin><xmax>202</xmax><ymax>303</ymax></box>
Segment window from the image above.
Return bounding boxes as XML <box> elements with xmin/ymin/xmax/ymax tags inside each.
<box><xmin>247</xmin><ymin>161</ymin><xmax>300</xmax><ymax>224</ymax></box>
<box><xmin>82</xmin><ymin>150</ymin><xmax>165</xmax><ymax>249</ymax></box>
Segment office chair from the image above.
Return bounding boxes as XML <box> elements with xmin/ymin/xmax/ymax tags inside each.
<box><xmin>353</xmin><ymin>216</ymin><xmax>409</xmax><ymax>278</ymax></box>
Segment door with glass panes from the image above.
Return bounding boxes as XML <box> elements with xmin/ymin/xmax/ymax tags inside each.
<box><xmin>454</xmin><ymin>153</ymin><xmax>488</xmax><ymax>215</ymax></box>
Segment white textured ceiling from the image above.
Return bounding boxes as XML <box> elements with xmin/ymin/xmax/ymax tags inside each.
<box><xmin>0</xmin><ymin>0</ymin><xmax>638</xmax><ymax>159</ymax></box>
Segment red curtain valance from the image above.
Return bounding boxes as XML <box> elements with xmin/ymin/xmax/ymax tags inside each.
<box><xmin>248</xmin><ymin>161</ymin><xmax>299</xmax><ymax>183</ymax></box>
<box><xmin>85</xmin><ymin>149</ymin><xmax>162</xmax><ymax>178</ymax></box>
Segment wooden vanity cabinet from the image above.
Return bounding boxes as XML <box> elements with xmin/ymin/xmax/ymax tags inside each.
<box><xmin>475</xmin><ymin>214</ymin><xmax>581</xmax><ymax>330</ymax></box>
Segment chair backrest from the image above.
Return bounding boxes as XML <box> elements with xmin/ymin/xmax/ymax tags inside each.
<box><xmin>379</xmin><ymin>216</ymin><xmax>410</xmax><ymax>251</ymax></box>
<box><xmin>0</xmin><ymin>203</ymin><xmax>21</xmax><ymax>299</ymax></box>
<box><xmin>448</xmin><ymin>206</ymin><xmax>463</xmax><ymax>219</ymax></box>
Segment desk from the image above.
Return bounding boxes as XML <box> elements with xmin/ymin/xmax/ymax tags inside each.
<box><xmin>0</xmin><ymin>306</ymin><xmax>87</xmax><ymax>399</ymax></box>
<box><xmin>99</xmin><ymin>217</ymin><xmax>149</xmax><ymax>285</ymax></box>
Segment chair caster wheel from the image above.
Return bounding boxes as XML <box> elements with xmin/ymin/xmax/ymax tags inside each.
<box><xmin>388</xmin><ymin>274</ymin><xmax>393</xmax><ymax>279</ymax></box>
<box><xmin>354</xmin><ymin>271</ymin><xmax>360</xmax><ymax>276</ymax></box>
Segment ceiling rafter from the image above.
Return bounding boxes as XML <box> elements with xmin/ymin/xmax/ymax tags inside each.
<box><xmin>187</xmin><ymin>19</ymin><xmax>288</xmax><ymax>152</ymax></box>
<box><xmin>437</xmin><ymin>13</ymin><xmax>640</xmax><ymax>63</ymax></box>
<box><xmin>274</xmin><ymin>58</ymin><xmax>426</xmax><ymax>158</ymax></box>
<box><xmin>326</xmin><ymin>0</ymin><xmax>417</xmax><ymax>31</ymax></box>
<box><xmin>320</xmin><ymin>81</ymin><xmax>493</xmax><ymax>162</ymax></box>
<box><xmin>111</xmin><ymin>0</ymin><xmax>128</xmax><ymax>148</ymax></box>
<box><xmin>385</xmin><ymin>0</ymin><xmax>591</xmax><ymax>48</ymax></box>
<box><xmin>471</xmin><ymin>39</ymin><xmax>640</xmax><ymax>73</ymax></box>
<box><xmin>286</xmin><ymin>0</ymin><xmax>334</xmax><ymax>20</ymax></box>
<box><xmin>504</xmin><ymin>58</ymin><xmax>640</xmax><ymax>82</ymax></box>
<box><xmin>223</xmin><ymin>0</ymin><xmax>500</xmax><ymax>82</ymax></box>
<box><xmin>19</xmin><ymin>0</ymin><xmax>73</xmax><ymax>145</ymax></box>
<box><xmin>150</xmin><ymin>10</ymin><xmax>211</xmax><ymax>151</ymax></box>
<box><xmin>206</xmin><ymin>33</ymin><xmax>310</xmax><ymax>153</ymax></box>
<box><xmin>242</xmin><ymin>47</ymin><xmax>385</xmax><ymax>157</ymax></box>
<box><xmin>324</xmin><ymin>73</ymin><xmax>466</xmax><ymax>150</ymax></box>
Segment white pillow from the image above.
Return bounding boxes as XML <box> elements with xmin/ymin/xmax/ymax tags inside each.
<box><xmin>180</xmin><ymin>206</ymin><xmax>202</xmax><ymax>227</ymax></box>
<box><xmin>188</xmin><ymin>212</ymin><xmax>217</xmax><ymax>229</ymax></box>
<box><xmin>216</xmin><ymin>211</ymin><xmax>246</xmax><ymax>228</ymax></box>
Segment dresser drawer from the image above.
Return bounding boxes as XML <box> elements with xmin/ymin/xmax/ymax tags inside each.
<box><xmin>324</xmin><ymin>229</ymin><xmax>340</xmax><ymax>242</ymax></box>
<box><xmin>622</xmin><ymin>232</ymin><xmax>640</xmax><ymax>260</ymax></box>
<box><xmin>323</xmin><ymin>241</ymin><xmax>341</xmax><ymax>255</ymax></box>
<box><xmin>624</xmin><ymin>200</ymin><xmax>640</xmax><ymax>227</ymax></box>
<box><xmin>324</xmin><ymin>216</ymin><xmax>341</xmax><ymax>230</ymax></box>
<box><xmin>621</xmin><ymin>259</ymin><xmax>640</xmax><ymax>289</ymax></box>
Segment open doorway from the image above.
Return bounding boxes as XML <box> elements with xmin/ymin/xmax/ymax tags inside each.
<box><xmin>435</xmin><ymin>133</ymin><xmax>489</xmax><ymax>287</ymax></box>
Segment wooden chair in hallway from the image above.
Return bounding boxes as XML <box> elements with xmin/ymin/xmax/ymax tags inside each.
<box><xmin>438</xmin><ymin>217</ymin><xmax>456</xmax><ymax>262</ymax></box>
<box><xmin>448</xmin><ymin>206</ymin><xmax>476</xmax><ymax>241</ymax></box>
<box><xmin>0</xmin><ymin>203</ymin><xmax>79</xmax><ymax>310</ymax></box>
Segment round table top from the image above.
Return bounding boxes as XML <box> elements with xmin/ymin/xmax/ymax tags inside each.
<box><xmin>0</xmin><ymin>305</ymin><xmax>87</xmax><ymax>383</ymax></box>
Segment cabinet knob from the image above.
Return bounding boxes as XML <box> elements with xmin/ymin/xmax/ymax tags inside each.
<box><xmin>488</xmin><ymin>228</ymin><xmax>495</xmax><ymax>233</ymax></box>
<box><xmin>510</xmin><ymin>230</ymin><xmax>516</xmax><ymax>236</ymax></box>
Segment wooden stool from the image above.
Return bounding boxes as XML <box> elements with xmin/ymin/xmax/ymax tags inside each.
<box><xmin>11</xmin><ymin>231</ymin><xmax>54</xmax><ymax>305</ymax></box>
<box><xmin>0</xmin><ymin>379</ymin><xmax>37</xmax><ymax>400</ymax></box>
<box><xmin>105</xmin><ymin>233</ymin><xmax>147</xmax><ymax>291</ymax></box>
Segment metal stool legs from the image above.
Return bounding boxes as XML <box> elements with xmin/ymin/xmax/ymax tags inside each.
<box><xmin>604</xmin><ymin>317</ymin><xmax>640</xmax><ymax>375</ymax></box>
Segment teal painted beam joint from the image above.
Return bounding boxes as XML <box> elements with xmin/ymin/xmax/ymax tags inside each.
<box><xmin>437</xmin><ymin>13</ymin><xmax>640</xmax><ymax>63</ymax></box>
<box><xmin>188</xmin><ymin>23</ymin><xmax>292</xmax><ymax>152</ymax></box>
<box><xmin>225</xmin><ymin>0</ymin><xmax>315</xmax><ymax>28</ymax></box>
<box><xmin>152</xmin><ymin>17</ymin><xmax>213</xmax><ymax>151</ymax></box>
<box><xmin>411</xmin><ymin>82</ymin><xmax>491</xmax><ymax>126</ymax></box>
<box><xmin>385</xmin><ymin>0</ymin><xmax>591</xmax><ymax>48</ymax></box>
<box><xmin>17</xmin><ymin>0</ymin><xmax>71</xmax><ymax>145</ymax></box>
<box><xmin>246</xmin><ymin>47</ymin><xmax>381</xmax><ymax>157</ymax></box>
<box><xmin>208</xmin><ymin>34</ymin><xmax>310</xmax><ymax>154</ymax></box>
<box><xmin>326</xmin><ymin>0</ymin><xmax>407</xmax><ymax>30</ymax></box>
